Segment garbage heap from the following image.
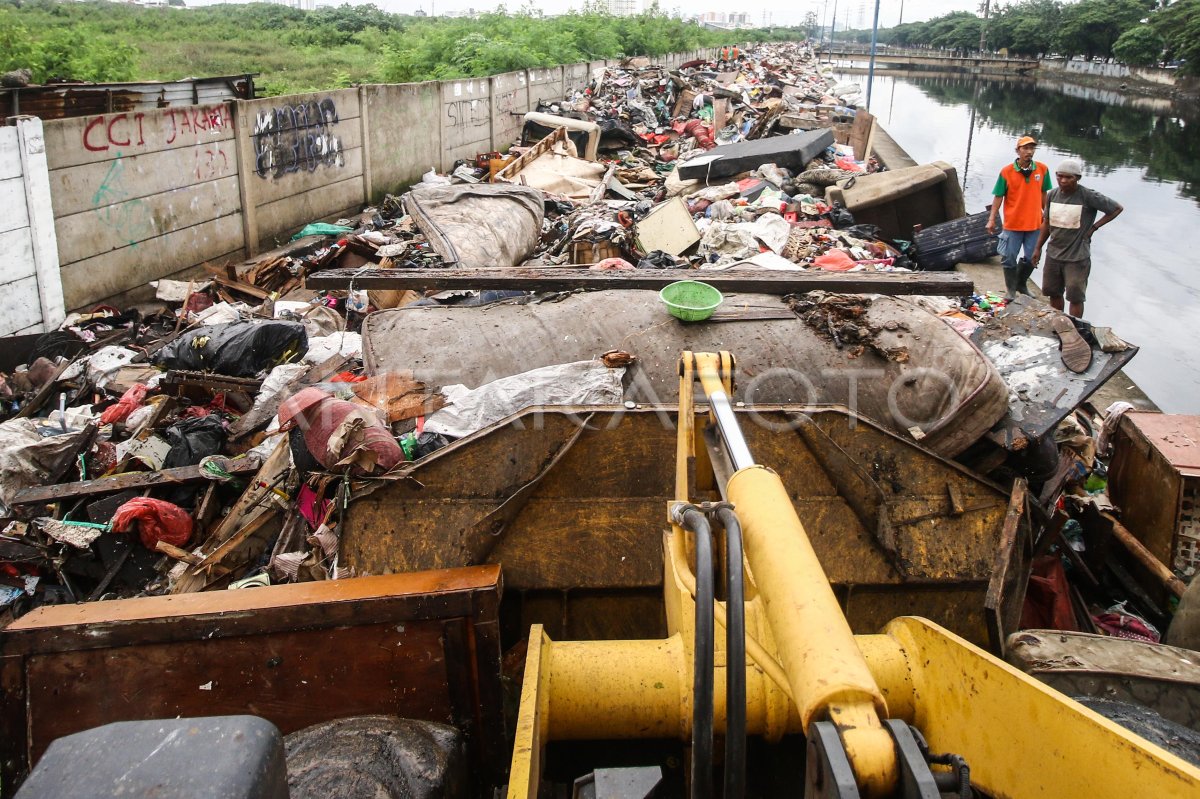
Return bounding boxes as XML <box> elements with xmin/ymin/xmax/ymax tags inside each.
<box><xmin>0</xmin><ymin>41</ymin><xmax>1187</xmax><ymax>664</ymax></box>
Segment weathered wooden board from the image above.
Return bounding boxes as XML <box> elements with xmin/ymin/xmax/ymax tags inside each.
<box><xmin>307</xmin><ymin>267</ymin><xmax>974</xmax><ymax>295</ymax></box>
<box><xmin>0</xmin><ymin>568</ymin><xmax>504</xmax><ymax>793</ymax></box>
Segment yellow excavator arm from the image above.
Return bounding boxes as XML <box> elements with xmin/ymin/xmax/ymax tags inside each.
<box><xmin>508</xmin><ymin>352</ymin><xmax>1200</xmax><ymax>798</ymax></box>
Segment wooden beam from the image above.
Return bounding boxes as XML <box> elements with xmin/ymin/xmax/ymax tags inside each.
<box><xmin>1104</xmin><ymin>512</ymin><xmax>1187</xmax><ymax>600</ymax></box>
<box><xmin>11</xmin><ymin>458</ymin><xmax>262</xmax><ymax>506</ymax></box>
<box><xmin>305</xmin><ymin>267</ymin><xmax>974</xmax><ymax>296</ymax></box>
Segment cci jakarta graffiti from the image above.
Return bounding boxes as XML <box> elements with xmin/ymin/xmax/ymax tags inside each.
<box><xmin>79</xmin><ymin>99</ymin><xmax>345</xmax><ymax>181</ymax></box>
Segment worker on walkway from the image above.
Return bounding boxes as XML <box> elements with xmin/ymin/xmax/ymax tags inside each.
<box><xmin>986</xmin><ymin>135</ymin><xmax>1050</xmax><ymax>299</ymax></box>
<box><xmin>1032</xmin><ymin>159</ymin><xmax>1123</xmax><ymax>318</ymax></box>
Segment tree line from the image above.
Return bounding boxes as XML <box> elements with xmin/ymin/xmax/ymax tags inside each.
<box><xmin>839</xmin><ymin>0</ymin><xmax>1198</xmax><ymax>73</ymax></box>
<box><xmin>0</xmin><ymin>0</ymin><xmax>752</xmax><ymax>95</ymax></box>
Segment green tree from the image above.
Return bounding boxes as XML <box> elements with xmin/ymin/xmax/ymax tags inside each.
<box><xmin>1056</xmin><ymin>0</ymin><xmax>1152</xmax><ymax>60</ymax></box>
<box><xmin>1113</xmin><ymin>24</ymin><xmax>1164</xmax><ymax>64</ymax></box>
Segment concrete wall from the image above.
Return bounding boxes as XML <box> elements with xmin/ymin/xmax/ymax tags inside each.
<box><xmin>1039</xmin><ymin>58</ymin><xmax>1183</xmax><ymax>88</ymax></box>
<box><xmin>490</xmin><ymin>70</ymin><xmax>529</xmax><ymax>160</ymax></box>
<box><xmin>238</xmin><ymin>88</ymin><xmax>364</xmax><ymax>253</ymax></box>
<box><xmin>0</xmin><ymin>117</ymin><xmax>65</xmax><ymax>335</ymax></box>
<box><xmin>42</xmin><ymin>103</ymin><xmax>243</xmax><ymax>309</ymax></box>
<box><xmin>364</xmin><ymin>82</ymin><xmax>442</xmax><ymax>203</ymax></box>
<box><xmin>26</xmin><ymin>47</ymin><xmax>726</xmax><ymax>315</ymax></box>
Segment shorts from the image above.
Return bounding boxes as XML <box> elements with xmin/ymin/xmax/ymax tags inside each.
<box><xmin>1042</xmin><ymin>257</ymin><xmax>1091</xmax><ymax>304</ymax></box>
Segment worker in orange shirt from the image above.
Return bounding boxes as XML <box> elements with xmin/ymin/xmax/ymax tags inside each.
<box><xmin>986</xmin><ymin>135</ymin><xmax>1050</xmax><ymax>299</ymax></box>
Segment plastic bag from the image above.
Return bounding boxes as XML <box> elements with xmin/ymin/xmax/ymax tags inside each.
<box><xmin>590</xmin><ymin>258</ymin><xmax>634</xmax><ymax>271</ymax></box>
<box><xmin>825</xmin><ymin>202</ymin><xmax>856</xmax><ymax>229</ymax></box>
<box><xmin>290</xmin><ymin>222</ymin><xmax>353</xmax><ymax>241</ymax></box>
<box><xmin>163</xmin><ymin>415</ymin><xmax>227</xmax><ymax>469</ymax></box>
<box><xmin>111</xmin><ymin>498</ymin><xmax>193</xmax><ymax>549</ymax></box>
<box><xmin>842</xmin><ymin>224</ymin><xmax>883</xmax><ymax>242</ymax></box>
<box><xmin>153</xmin><ymin>321</ymin><xmax>307</xmax><ymax>377</ymax></box>
<box><xmin>638</xmin><ymin>251</ymin><xmax>685</xmax><ymax>270</ymax></box>
<box><xmin>99</xmin><ymin>383</ymin><xmax>149</xmax><ymax>425</ymax></box>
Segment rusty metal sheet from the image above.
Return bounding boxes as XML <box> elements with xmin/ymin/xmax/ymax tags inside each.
<box><xmin>343</xmin><ymin>405</ymin><xmax>1020</xmax><ymax>648</ymax></box>
<box><xmin>1122</xmin><ymin>412</ymin><xmax>1200</xmax><ymax>476</ymax></box>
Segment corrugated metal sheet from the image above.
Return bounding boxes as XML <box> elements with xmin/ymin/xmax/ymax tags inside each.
<box><xmin>1</xmin><ymin>75</ymin><xmax>256</xmax><ymax>121</ymax></box>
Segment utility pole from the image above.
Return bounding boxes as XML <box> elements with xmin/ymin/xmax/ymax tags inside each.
<box><xmin>898</xmin><ymin>0</ymin><xmax>904</xmax><ymax>27</ymax></box>
<box><xmin>829</xmin><ymin>0</ymin><xmax>837</xmax><ymax>50</ymax></box>
<box><xmin>866</xmin><ymin>0</ymin><xmax>881</xmax><ymax>109</ymax></box>
<box><xmin>978</xmin><ymin>0</ymin><xmax>991</xmax><ymax>54</ymax></box>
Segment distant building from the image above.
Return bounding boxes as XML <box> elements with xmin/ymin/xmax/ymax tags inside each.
<box><xmin>606</xmin><ymin>0</ymin><xmax>636</xmax><ymax>15</ymax></box>
<box><xmin>267</xmin><ymin>0</ymin><xmax>315</xmax><ymax>10</ymax></box>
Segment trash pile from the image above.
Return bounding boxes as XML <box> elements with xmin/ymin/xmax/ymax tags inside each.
<box><xmin>0</xmin><ymin>40</ymin><xmax>1189</xmax><ymax>671</ymax></box>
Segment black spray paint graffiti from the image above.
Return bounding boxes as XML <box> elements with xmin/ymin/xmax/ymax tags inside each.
<box><xmin>252</xmin><ymin>98</ymin><xmax>344</xmax><ymax>179</ymax></box>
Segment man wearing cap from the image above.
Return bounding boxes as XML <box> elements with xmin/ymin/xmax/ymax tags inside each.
<box><xmin>1032</xmin><ymin>159</ymin><xmax>1123</xmax><ymax>318</ymax></box>
<box><xmin>986</xmin><ymin>136</ymin><xmax>1051</xmax><ymax>299</ymax></box>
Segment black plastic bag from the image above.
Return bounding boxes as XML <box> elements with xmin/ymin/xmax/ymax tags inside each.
<box><xmin>414</xmin><ymin>432</ymin><xmax>450</xmax><ymax>459</ymax></box>
<box><xmin>825</xmin><ymin>202</ymin><xmax>856</xmax><ymax>229</ymax></box>
<box><xmin>637</xmin><ymin>250</ymin><xmax>684</xmax><ymax>270</ymax></box>
<box><xmin>153</xmin><ymin>321</ymin><xmax>307</xmax><ymax>377</ymax></box>
<box><xmin>162</xmin><ymin>416</ymin><xmax>227</xmax><ymax>470</ymax></box>
<box><xmin>842</xmin><ymin>223</ymin><xmax>883</xmax><ymax>242</ymax></box>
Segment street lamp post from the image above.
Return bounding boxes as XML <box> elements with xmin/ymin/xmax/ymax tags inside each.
<box><xmin>866</xmin><ymin>0</ymin><xmax>882</xmax><ymax>110</ymax></box>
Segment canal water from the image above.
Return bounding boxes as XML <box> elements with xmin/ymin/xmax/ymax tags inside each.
<box><xmin>844</xmin><ymin>72</ymin><xmax>1200</xmax><ymax>413</ymax></box>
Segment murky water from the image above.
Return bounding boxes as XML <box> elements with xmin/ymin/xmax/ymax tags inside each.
<box><xmin>844</xmin><ymin>72</ymin><xmax>1200</xmax><ymax>413</ymax></box>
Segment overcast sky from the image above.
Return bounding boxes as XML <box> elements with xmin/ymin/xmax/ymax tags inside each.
<box><xmin>196</xmin><ymin>0</ymin><xmax>986</xmax><ymax>28</ymax></box>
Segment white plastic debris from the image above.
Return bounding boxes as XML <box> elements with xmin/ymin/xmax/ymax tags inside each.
<box><xmin>425</xmin><ymin>361</ymin><xmax>625</xmax><ymax>439</ymax></box>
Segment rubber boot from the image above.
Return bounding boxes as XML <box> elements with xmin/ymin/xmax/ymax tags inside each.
<box><xmin>1016</xmin><ymin>257</ymin><xmax>1035</xmax><ymax>296</ymax></box>
<box><xmin>1003</xmin><ymin>267</ymin><xmax>1019</xmax><ymax>300</ymax></box>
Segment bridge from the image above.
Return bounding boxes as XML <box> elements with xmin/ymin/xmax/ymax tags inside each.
<box><xmin>820</xmin><ymin>45</ymin><xmax>1038</xmax><ymax>75</ymax></box>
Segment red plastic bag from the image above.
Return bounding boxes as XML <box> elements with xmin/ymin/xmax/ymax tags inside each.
<box><xmin>812</xmin><ymin>249</ymin><xmax>858</xmax><ymax>271</ymax></box>
<box><xmin>111</xmin><ymin>498</ymin><xmax>193</xmax><ymax>549</ymax></box>
<box><xmin>590</xmin><ymin>258</ymin><xmax>635</xmax><ymax>271</ymax></box>
<box><xmin>99</xmin><ymin>383</ymin><xmax>149</xmax><ymax>425</ymax></box>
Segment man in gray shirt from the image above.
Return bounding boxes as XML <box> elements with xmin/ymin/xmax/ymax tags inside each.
<box><xmin>1032</xmin><ymin>159</ymin><xmax>1123</xmax><ymax>318</ymax></box>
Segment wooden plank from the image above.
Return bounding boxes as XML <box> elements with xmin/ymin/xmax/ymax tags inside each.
<box><xmin>11</xmin><ymin>457</ymin><xmax>261</xmax><ymax>506</ymax></box>
<box><xmin>6</xmin><ymin>567</ymin><xmax>499</xmax><ymax>643</ymax></box>
<box><xmin>305</xmin><ymin>266</ymin><xmax>974</xmax><ymax>296</ymax></box>
<box><xmin>2</xmin><ymin>566</ymin><xmax>504</xmax><ymax>787</ymax></box>
<box><xmin>1105</xmin><ymin>512</ymin><xmax>1187</xmax><ymax>600</ymax></box>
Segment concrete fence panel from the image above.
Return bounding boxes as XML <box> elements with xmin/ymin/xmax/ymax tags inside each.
<box><xmin>490</xmin><ymin>71</ymin><xmax>529</xmax><ymax>155</ymax></box>
<box><xmin>527</xmin><ymin>67</ymin><xmax>564</xmax><ymax>110</ymax></box>
<box><xmin>563</xmin><ymin>62</ymin><xmax>590</xmax><ymax>95</ymax></box>
<box><xmin>238</xmin><ymin>88</ymin><xmax>364</xmax><ymax>253</ymax></box>
<box><xmin>32</xmin><ymin>47</ymin><xmax>720</xmax><ymax>312</ymax></box>
<box><xmin>439</xmin><ymin>77</ymin><xmax>492</xmax><ymax>172</ymax></box>
<box><xmin>364</xmin><ymin>81</ymin><xmax>442</xmax><ymax>202</ymax></box>
<box><xmin>0</xmin><ymin>118</ymin><xmax>65</xmax><ymax>335</ymax></box>
<box><xmin>42</xmin><ymin>103</ymin><xmax>242</xmax><ymax>309</ymax></box>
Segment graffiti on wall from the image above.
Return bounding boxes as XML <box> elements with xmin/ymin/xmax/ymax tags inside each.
<box><xmin>92</xmin><ymin>153</ymin><xmax>154</xmax><ymax>248</ymax></box>
<box><xmin>83</xmin><ymin>105</ymin><xmax>228</xmax><ymax>152</ymax></box>
<box><xmin>252</xmin><ymin>98</ymin><xmax>344</xmax><ymax>179</ymax></box>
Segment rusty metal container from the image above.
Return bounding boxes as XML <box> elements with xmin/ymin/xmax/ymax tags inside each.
<box><xmin>341</xmin><ymin>406</ymin><xmax>1029</xmax><ymax>652</ymax></box>
<box><xmin>1108</xmin><ymin>412</ymin><xmax>1200</xmax><ymax>579</ymax></box>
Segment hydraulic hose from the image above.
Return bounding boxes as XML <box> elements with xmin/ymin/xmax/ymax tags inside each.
<box><xmin>717</xmin><ymin>504</ymin><xmax>747</xmax><ymax>799</ymax></box>
<box><xmin>675</xmin><ymin>504</ymin><xmax>714</xmax><ymax>799</ymax></box>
